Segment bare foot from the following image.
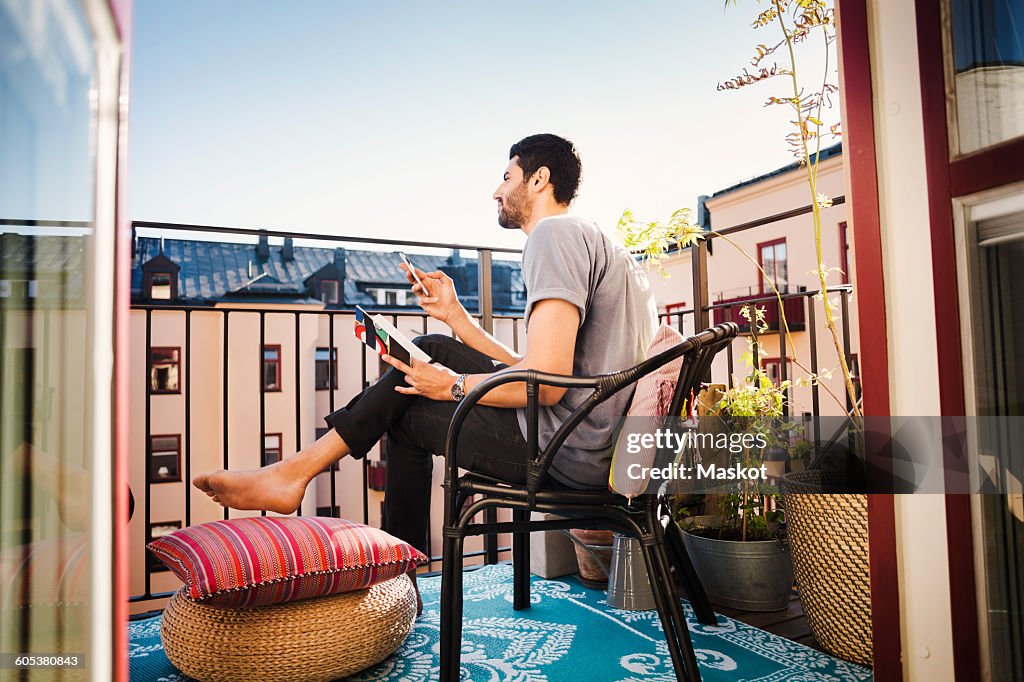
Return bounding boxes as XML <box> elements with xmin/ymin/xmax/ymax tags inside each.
<box><xmin>192</xmin><ymin>463</ymin><xmax>307</xmax><ymax>515</ymax></box>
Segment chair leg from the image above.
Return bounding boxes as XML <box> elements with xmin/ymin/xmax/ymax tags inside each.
<box><xmin>439</xmin><ymin>531</ymin><xmax>465</xmax><ymax>682</ymax></box>
<box><xmin>640</xmin><ymin>538</ymin><xmax>702</xmax><ymax>682</ymax></box>
<box><xmin>665</xmin><ymin>517</ymin><xmax>716</xmax><ymax>626</ymax></box>
<box><xmin>512</xmin><ymin>508</ymin><xmax>531</xmax><ymax>610</ymax></box>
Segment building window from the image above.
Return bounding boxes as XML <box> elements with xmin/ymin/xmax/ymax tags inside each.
<box><xmin>761</xmin><ymin>357</ymin><xmax>791</xmax><ymax>386</ymax></box>
<box><xmin>151</xmin><ymin>272</ymin><xmax>172</xmax><ymax>300</ymax></box>
<box><xmin>150</xmin><ymin>347</ymin><xmax>180</xmax><ymax>393</ymax></box>
<box><xmin>757</xmin><ymin>238</ymin><xmax>788</xmax><ymax>293</ymax></box>
<box><xmin>315</xmin><ymin>347</ymin><xmax>338</xmax><ymax>390</ymax></box>
<box><xmin>0</xmin><ymin>279</ymin><xmax>38</xmax><ymax>298</ymax></box>
<box><xmin>149</xmin><ymin>435</ymin><xmax>181</xmax><ymax>483</ymax></box>
<box><xmin>315</xmin><ymin>505</ymin><xmax>340</xmax><ymax>518</ymax></box>
<box><xmin>263</xmin><ymin>345</ymin><xmax>281</xmax><ymax>391</ymax></box>
<box><xmin>839</xmin><ymin>222</ymin><xmax>851</xmax><ymax>285</ymax></box>
<box><xmin>371</xmin><ymin>289</ymin><xmax>405</xmax><ymax>306</ymax></box>
<box><xmin>320</xmin><ymin>279</ymin><xmax>340</xmax><ymax>305</ymax></box>
<box><xmin>148</xmin><ymin>521</ymin><xmax>181</xmax><ymax>571</ymax></box>
<box><xmin>263</xmin><ymin>433</ymin><xmax>282</xmax><ymax>467</ymax></box>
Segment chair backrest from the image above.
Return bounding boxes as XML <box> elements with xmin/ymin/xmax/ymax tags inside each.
<box><xmin>665</xmin><ymin>327</ymin><xmax>736</xmax><ymax>418</ymax></box>
<box><xmin>526</xmin><ymin>323</ymin><xmax>739</xmax><ymax>491</ymax></box>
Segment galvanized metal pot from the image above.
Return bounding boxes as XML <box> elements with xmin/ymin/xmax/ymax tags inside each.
<box><xmin>682</xmin><ymin>531</ymin><xmax>794</xmax><ymax>611</ymax></box>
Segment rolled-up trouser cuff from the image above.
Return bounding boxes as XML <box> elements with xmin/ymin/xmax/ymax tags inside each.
<box><xmin>324</xmin><ymin>407</ymin><xmax>373</xmax><ymax>459</ymax></box>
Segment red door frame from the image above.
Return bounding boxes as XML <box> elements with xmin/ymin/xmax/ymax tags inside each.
<box><xmin>835</xmin><ymin>2</ymin><xmax>902</xmax><ymax>679</ymax></box>
<box><xmin>110</xmin><ymin>1</ymin><xmax>134</xmax><ymax>679</ymax></box>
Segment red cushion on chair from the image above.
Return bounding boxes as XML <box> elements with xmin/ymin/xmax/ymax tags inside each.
<box><xmin>609</xmin><ymin>324</ymin><xmax>688</xmax><ymax>498</ymax></box>
<box><xmin>147</xmin><ymin>516</ymin><xmax>427</xmax><ymax>608</ymax></box>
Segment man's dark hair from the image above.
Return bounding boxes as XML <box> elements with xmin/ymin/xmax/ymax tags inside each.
<box><xmin>509</xmin><ymin>134</ymin><xmax>582</xmax><ymax>205</ymax></box>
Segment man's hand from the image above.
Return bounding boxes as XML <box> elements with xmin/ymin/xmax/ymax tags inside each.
<box><xmin>382</xmin><ymin>353</ymin><xmax>459</xmax><ymax>401</ymax></box>
<box><xmin>400</xmin><ymin>263</ymin><xmax>465</xmax><ymax>325</ymax></box>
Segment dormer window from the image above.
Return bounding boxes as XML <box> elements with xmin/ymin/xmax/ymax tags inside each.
<box><xmin>320</xmin><ymin>279</ymin><xmax>340</xmax><ymax>304</ymax></box>
<box><xmin>151</xmin><ymin>272</ymin><xmax>172</xmax><ymax>300</ymax></box>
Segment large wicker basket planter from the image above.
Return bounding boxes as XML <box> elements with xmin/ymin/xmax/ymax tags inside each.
<box><xmin>161</xmin><ymin>573</ymin><xmax>417</xmax><ymax>682</ymax></box>
<box><xmin>782</xmin><ymin>471</ymin><xmax>872</xmax><ymax>667</ymax></box>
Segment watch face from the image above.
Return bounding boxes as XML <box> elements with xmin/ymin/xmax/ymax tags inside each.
<box><xmin>452</xmin><ymin>376</ymin><xmax>466</xmax><ymax>401</ymax></box>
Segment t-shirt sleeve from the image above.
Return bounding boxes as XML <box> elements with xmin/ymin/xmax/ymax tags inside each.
<box><xmin>523</xmin><ymin>221</ymin><xmax>591</xmax><ymax>328</ymax></box>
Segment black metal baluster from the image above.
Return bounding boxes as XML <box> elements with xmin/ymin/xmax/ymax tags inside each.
<box><xmin>807</xmin><ymin>294</ymin><xmax>821</xmax><ymax>450</ymax></box>
<box><xmin>841</xmin><ymin>290</ymin><xmax>852</xmax><ymax>414</ymax></box>
<box><xmin>260</xmin><ymin>311</ymin><xmax>267</xmax><ymax>517</ymax></box>
<box><xmin>185</xmin><ymin>310</ymin><xmax>192</xmax><ymax>528</ymax></box>
<box><xmin>222</xmin><ymin>310</ymin><xmax>230</xmax><ymax>521</ymax></box>
<box><xmin>329</xmin><ymin>312</ymin><xmax>337</xmax><ymax>516</ymax></box>
<box><xmin>294</xmin><ymin>312</ymin><xmax>302</xmax><ymax>517</ymax></box>
<box><xmin>779</xmin><ymin>297</ymin><xmax>789</xmax><ymax>418</ymax></box>
<box><xmin>144</xmin><ymin>308</ymin><xmax>153</xmax><ymax>596</ymax></box>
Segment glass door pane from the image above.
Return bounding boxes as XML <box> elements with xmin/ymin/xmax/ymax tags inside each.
<box><xmin>970</xmin><ymin>206</ymin><xmax>1024</xmax><ymax>680</ymax></box>
<box><xmin>0</xmin><ymin>0</ymin><xmax>98</xmax><ymax>664</ymax></box>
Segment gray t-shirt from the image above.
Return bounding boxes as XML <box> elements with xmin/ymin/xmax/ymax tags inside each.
<box><xmin>516</xmin><ymin>215</ymin><xmax>658</xmax><ymax>488</ymax></box>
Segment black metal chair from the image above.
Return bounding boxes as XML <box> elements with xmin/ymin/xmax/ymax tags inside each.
<box><xmin>439</xmin><ymin>322</ymin><xmax>739</xmax><ymax>682</ymax></box>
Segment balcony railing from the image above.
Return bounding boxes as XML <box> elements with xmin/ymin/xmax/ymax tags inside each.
<box><xmin>127</xmin><ymin>223</ymin><xmax>528</xmax><ymax>607</ymax></box>
<box><xmin>710</xmin><ymin>286</ymin><xmax>808</xmax><ymax>332</ymax></box>
<box><xmin>126</xmin><ymin>205</ymin><xmax>858</xmax><ymax>608</ymax></box>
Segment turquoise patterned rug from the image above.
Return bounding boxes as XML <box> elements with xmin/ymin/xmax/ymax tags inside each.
<box><xmin>129</xmin><ymin>563</ymin><xmax>871</xmax><ymax>681</ymax></box>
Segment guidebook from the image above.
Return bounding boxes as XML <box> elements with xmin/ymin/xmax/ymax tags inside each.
<box><xmin>354</xmin><ymin>305</ymin><xmax>432</xmax><ymax>365</ymax></box>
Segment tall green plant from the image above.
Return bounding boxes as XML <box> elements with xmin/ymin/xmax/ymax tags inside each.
<box><xmin>620</xmin><ymin>0</ymin><xmax>861</xmax><ymax>421</ymax></box>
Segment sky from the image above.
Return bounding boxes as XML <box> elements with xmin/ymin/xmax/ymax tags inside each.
<box><xmin>128</xmin><ymin>1</ymin><xmax>839</xmax><ymax>253</ymax></box>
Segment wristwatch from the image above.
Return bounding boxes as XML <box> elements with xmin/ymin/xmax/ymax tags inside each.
<box><xmin>451</xmin><ymin>374</ymin><xmax>468</xmax><ymax>402</ymax></box>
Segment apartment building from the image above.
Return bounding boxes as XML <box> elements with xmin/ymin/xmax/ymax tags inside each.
<box><xmin>648</xmin><ymin>144</ymin><xmax>859</xmax><ymax>419</ymax></box>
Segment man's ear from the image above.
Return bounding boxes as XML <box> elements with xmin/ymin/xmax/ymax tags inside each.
<box><xmin>530</xmin><ymin>166</ymin><xmax>551</xmax><ymax>194</ymax></box>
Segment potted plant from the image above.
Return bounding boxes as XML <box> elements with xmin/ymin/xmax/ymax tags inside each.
<box><xmin>674</xmin><ymin>306</ymin><xmax>796</xmax><ymax>611</ymax></box>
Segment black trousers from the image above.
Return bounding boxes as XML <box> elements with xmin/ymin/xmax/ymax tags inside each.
<box><xmin>325</xmin><ymin>334</ymin><xmax>529</xmax><ymax>554</ymax></box>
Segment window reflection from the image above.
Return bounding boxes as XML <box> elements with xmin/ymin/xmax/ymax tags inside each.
<box><xmin>1</xmin><ymin>0</ymin><xmax>97</xmax><ymax>664</ymax></box>
<box><xmin>949</xmin><ymin>0</ymin><xmax>1024</xmax><ymax>153</ymax></box>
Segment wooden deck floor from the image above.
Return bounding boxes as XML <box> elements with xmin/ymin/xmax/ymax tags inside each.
<box><xmin>714</xmin><ymin>591</ymin><xmax>820</xmax><ymax>650</ymax></box>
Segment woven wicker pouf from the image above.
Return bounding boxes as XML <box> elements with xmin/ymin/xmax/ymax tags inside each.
<box><xmin>161</xmin><ymin>573</ymin><xmax>417</xmax><ymax>682</ymax></box>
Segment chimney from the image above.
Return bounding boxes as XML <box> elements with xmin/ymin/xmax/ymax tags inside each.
<box><xmin>256</xmin><ymin>231</ymin><xmax>270</xmax><ymax>259</ymax></box>
<box><xmin>333</xmin><ymin>248</ymin><xmax>347</xmax><ymax>303</ymax></box>
<box><xmin>697</xmin><ymin>195</ymin><xmax>710</xmax><ymax>231</ymax></box>
<box><xmin>282</xmin><ymin>237</ymin><xmax>294</xmax><ymax>262</ymax></box>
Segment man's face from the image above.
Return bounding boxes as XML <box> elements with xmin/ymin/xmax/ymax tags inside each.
<box><xmin>493</xmin><ymin>157</ymin><xmax>531</xmax><ymax>230</ymax></box>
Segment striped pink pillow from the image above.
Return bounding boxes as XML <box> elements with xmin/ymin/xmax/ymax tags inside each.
<box><xmin>147</xmin><ymin>517</ymin><xmax>427</xmax><ymax>608</ymax></box>
<box><xmin>609</xmin><ymin>324</ymin><xmax>687</xmax><ymax>498</ymax></box>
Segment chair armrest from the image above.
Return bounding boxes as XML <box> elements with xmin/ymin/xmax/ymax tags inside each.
<box><xmin>443</xmin><ymin>322</ymin><xmax>739</xmax><ymax>493</ymax></box>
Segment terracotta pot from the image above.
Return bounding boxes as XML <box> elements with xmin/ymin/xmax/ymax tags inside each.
<box><xmin>569</xmin><ymin>529</ymin><xmax>614</xmax><ymax>589</ymax></box>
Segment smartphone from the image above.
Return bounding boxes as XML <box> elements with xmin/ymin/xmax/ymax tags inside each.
<box><xmin>398</xmin><ymin>251</ymin><xmax>430</xmax><ymax>297</ymax></box>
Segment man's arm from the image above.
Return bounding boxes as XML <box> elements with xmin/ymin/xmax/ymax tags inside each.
<box><xmin>447</xmin><ymin>311</ymin><xmax>521</xmax><ymax>366</ymax></box>
<box><xmin>465</xmin><ymin>298</ymin><xmax>578</xmax><ymax>407</ymax></box>
<box><xmin>403</xmin><ymin>264</ymin><xmax>520</xmax><ymax>364</ymax></box>
<box><xmin>385</xmin><ymin>298</ymin><xmax>578</xmax><ymax>408</ymax></box>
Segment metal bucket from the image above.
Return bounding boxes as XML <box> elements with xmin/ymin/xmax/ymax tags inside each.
<box><xmin>606</xmin><ymin>534</ymin><xmax>657</xmax><ymax>611</ymax></box>
<box><xmin>682</xmin><ymin>531</ymin><xmax>793</xmax><ymax>611</ymax></box>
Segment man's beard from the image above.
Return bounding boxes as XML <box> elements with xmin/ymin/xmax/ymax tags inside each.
<box><xmin>497</xmin><ymin>183</ymin><xmax>530</xmax><ymax>230</ymax></box>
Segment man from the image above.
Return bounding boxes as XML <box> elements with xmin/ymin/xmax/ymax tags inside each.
<box><xmin>194</xmin><ymin>133</ymin><xmax>657</xmax><ymax>580</ymax></box>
